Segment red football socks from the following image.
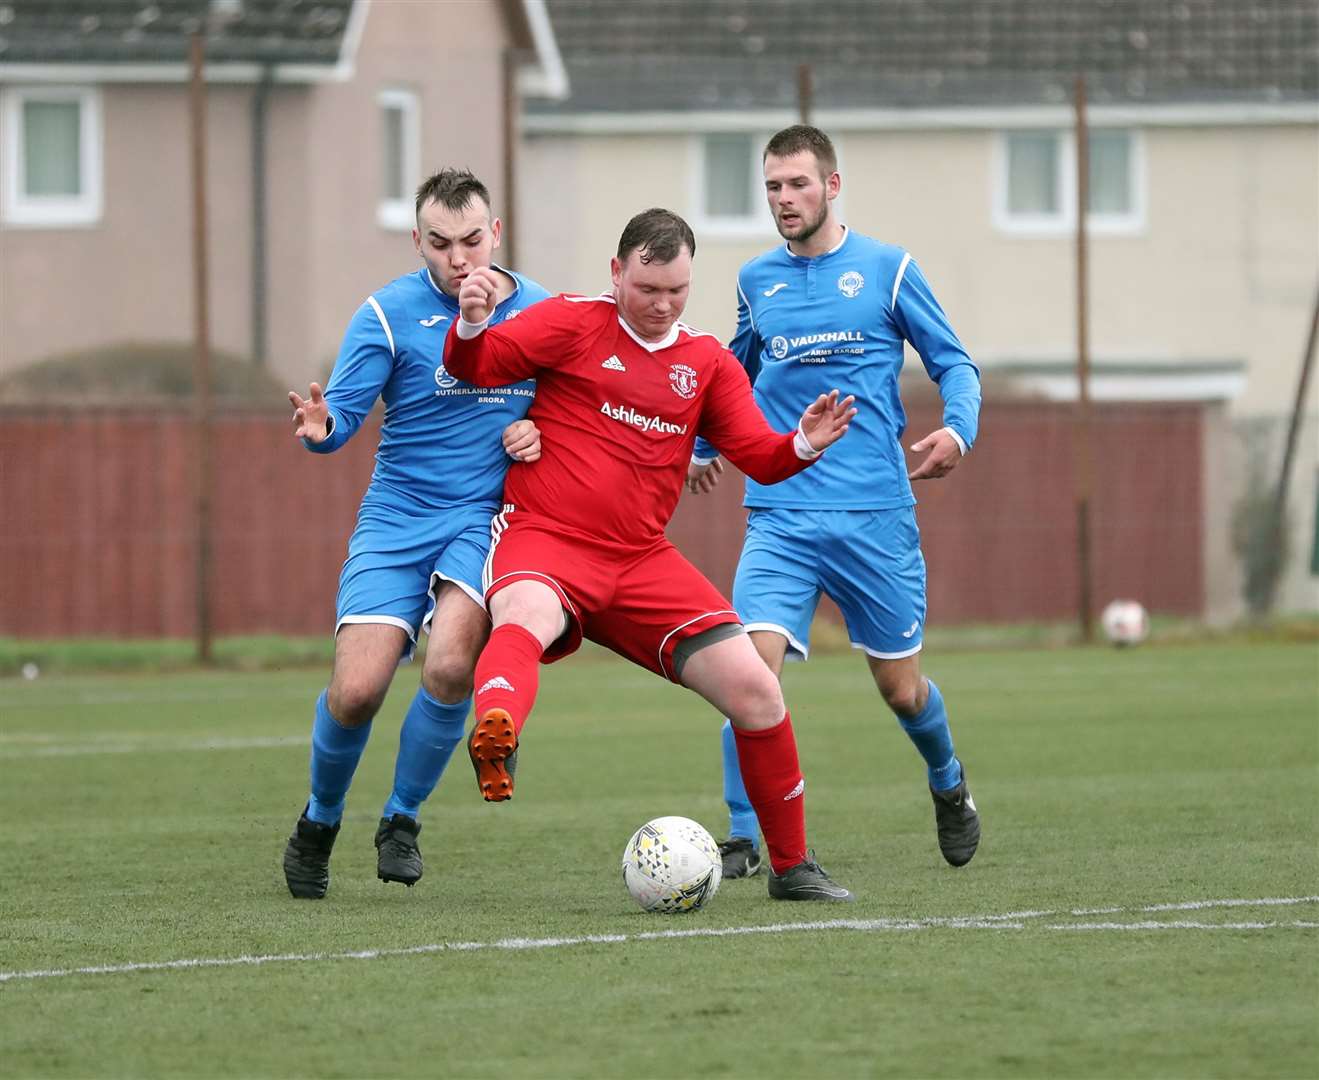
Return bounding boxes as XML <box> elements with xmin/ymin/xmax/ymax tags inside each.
<box><xmin>472</xmin><ymin>623</ymin><xmax>545</xmax><ymax>736</ymax></box>
<box><xmin>732</xmin><ymin>712</ymin><xmax>808</xmax><ymax>874</ymax></box>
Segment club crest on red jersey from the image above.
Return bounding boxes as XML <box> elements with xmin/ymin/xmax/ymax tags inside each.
<box><xmin>668</xmin><ymin>363</ymin><xmax>699</xmax><ymax>400</ymax></box>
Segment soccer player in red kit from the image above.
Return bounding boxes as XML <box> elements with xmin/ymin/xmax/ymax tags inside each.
<box><xmin>444</xmin><ymin>208</ymin><xmax>857</xmax><ymax>901</ymax></box>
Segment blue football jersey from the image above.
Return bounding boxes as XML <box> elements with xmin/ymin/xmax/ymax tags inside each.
<box><xmin>306</xmin><ymin>265</ymin><xmax>548</xmax><ymax>510</ymax></box>
<box><xmin>695</xmin><ymin>229</ymin><xmax>981</xmax><ymax>510</ymax></box>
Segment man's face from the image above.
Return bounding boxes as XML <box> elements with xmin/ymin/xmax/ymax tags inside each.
<box><xmin>610</xmin><ymin>247</ymin><xmax>692</xmax><ymax>342</ymax></box>
<box><xmin>764</xmin><ymin>150</ymin><xmax>839</xmax><ymax>244</ymax></box>
<box><xmin>413</xmin><ymin>197</ymin><xmax>501</xmax><ymax>298</ymax></box>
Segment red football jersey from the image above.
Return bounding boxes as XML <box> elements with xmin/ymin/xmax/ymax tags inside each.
<box><xmin>444</xmin><ymin>293</ymin><xmax>812</xmax><ymax>549</ymax></box>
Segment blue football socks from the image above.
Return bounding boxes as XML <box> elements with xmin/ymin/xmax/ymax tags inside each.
<box><xmin>896</xmin><ymin>678</ymin><xmax>963</xmax><ymax>792</ymax></box>
<box><xmin>382</xmin><ymin>687</ymin><xmax>469</xmax><ymax>820</ymax></box>
<box><xmin>306</xmin><ymin>690</ymin><xmax>373</xmax><ymax>826</ymax></box>
<box><xmin>721</xmin><ymin>718</ymin><xmax>761</xmax><ymax>842</ymax></box>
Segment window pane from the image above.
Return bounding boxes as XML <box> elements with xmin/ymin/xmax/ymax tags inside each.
<box><xmin>1006</xmin><ymin>132</ymin><xmax>1059</xmax><ymax>215</ymax></box>
<box><xmin>1089</xmin><ymin>130</ymin><xmax>1131</xmax><ymax>215</ymax></box>
<box><xmin>704</xmin><ymin>133</ymin><xmax>752</xmax><ymax>217</ymax></box>
<box><xmin>382</xmin><ymin>105</ymin><xmax>404</xmax><ymax>201</ymax></box>
<box><xmin>23</xmin><ymin>100</ymin><xmax>81</xmax><ymax>196</ymax></box>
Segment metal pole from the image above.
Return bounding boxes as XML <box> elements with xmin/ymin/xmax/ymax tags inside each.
<box><xmin>1074</xmin><ymin>74</ymin><xmax>1095</xmax><ymax>643</ymax></box>
<box><xmin>1261</xmin><ymin>280</ymin><xmax>1319</xmax><ymax>611</ymax></box>
<box><xmin>501</xmin><ymin>47</ymin><xmax>519</xmax><ymax>268</ymax></box>
<box><xmin>797</xmin><ymin>63</ymin><xmax>813</xmax><ymax>125</ymax></box>
<box><xmin>190</xmin><ymin>32</ymin><xmax>213</xmax><ymax>663</ymax></box>
<box><xmin>250</xmin><ymin>66</ymin><xmax>271</xmax><ymax>367</ymax></box>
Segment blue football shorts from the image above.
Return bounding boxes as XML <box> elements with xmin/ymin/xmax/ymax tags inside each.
<box><xmin>732</xmin><ymin>506</ymin><xmax>927</xmax><ymax>661</ymax></box>
<box><xmin>335</xmin><ymin>497</ymin><xmax>496</xmax><ymax>657</ymax></box>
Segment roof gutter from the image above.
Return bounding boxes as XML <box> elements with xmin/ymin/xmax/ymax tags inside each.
<box><xmin>515</xmin><ymin>0</ymin><xmax>569</xmax><ymax>100</ymax></box>
<box><xmin>522</xmin><ymin>100</ymin><xmax>1319</xmax><ymax>134</ymax></box>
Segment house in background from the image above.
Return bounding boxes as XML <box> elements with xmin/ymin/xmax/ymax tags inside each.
<box><xmin>517</xmin><ymin>0</ymin><xmax>1319</xmax><ymax>618</ymax></box>
<box><xmin>0</xmin><ymin>0</ymin><xmax>566</xmax><ymax>386</ymax></box>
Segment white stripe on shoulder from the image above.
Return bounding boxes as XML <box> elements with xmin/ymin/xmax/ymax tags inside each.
<box><xmin>675</xmin><ymin>321</ymin><xmax>720</xmax><ymax>342</ymax></box>
<box><xmin>890</xmin><ymin>253</ymin><xmax>912</xmax><ymax>312</ymax></box>
<box><xmin>564</xmin><ymin>292</ymin><xmax>616</xmax><ymax>304</ymax></box>
<box><xmin>365</xmin><ymin>295</ymin><xmax>396</xmax><ymax>358</ymax></box>
<box><xmin>736</xmin><ymin>278</ymin><xmax>757</xmax><ymax>332</ymax></box>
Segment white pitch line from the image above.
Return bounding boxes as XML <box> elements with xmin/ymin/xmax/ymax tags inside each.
<box><xmin>2</xmin><ymin>896</ymin><xmax>1316</xmax><ymax>985</ymax></box>
<box><xmin>1141</xmin><ymin>896</ymin><xmax>1319</xmax><ymax>912</ymax></box>
<box><xmin>0</xmin><ymin>735</ymin><xmax>309</xmax><ymax>759</ymax></box>
<box><xmin>1049</xmin><ymin>921</ymin><xmax>1319</xmax><ymax>931</ymax></box>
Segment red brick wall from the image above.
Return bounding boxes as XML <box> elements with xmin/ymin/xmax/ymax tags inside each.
<box><xmin>0</xmin><ymin>402</ymin><xmax>1203</xmax><ymax>637</ymax></box>
<box><xmin>668</xmin><ymin>400</ymin><xmax>1204</xmax><ymax>624</ymax></box>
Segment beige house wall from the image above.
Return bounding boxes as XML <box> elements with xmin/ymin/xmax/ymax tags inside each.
<box><xmin>282</xmin><ymin>0</ymin><xmax>516</xmax><ymax>386</ymax></box>
<box><xmin>0</xmin><ymin>83</ymin><xmax>261</xmax><ymax>374</ymax></box>
<box><xmin>0</xmin><ymin>0</ymin><xmax>522</xmax><ymax>389</ymax></box>
<box><xmin>518</xmin><ymin>122</ymin><xmax>1319</xmax><ymax>419</ymax></box>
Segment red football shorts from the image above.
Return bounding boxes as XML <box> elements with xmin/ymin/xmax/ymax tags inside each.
<box><xmin>482</xmin><ymin>509</ymin><xmax>740</xmax><ymax>681</ymax></box>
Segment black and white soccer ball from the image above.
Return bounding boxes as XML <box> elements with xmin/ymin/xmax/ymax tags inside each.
<box><xmin>621</xmin><ymin>816</ymin><xmax>722</xmax><ymax>914</ymax></box>
<box><xmin>1100</xmin><ymin>599</ymin><xmax>1150</xmax><ymax>646</ymax></box>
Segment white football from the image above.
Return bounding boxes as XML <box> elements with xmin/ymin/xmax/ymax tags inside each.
<box><xmin>621</xmin><ymin>816</ymin><xmax>722</xmax><ymax>914</ymax></box>
<box><xmin>1101</xmin><ymin>599</ymin><xmax>1150</xmax><ymax>646</ymax></box>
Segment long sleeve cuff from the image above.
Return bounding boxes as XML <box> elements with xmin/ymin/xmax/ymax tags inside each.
<box><xmin>944</xmin><ymin>425</ymin><xmax>968</xmax><ymax>455</ymax></box>
<box><xmin>793</xmin><ymin>423</ymin><xmax>824</xmax><ymax>460</ymax></box>
<box><xmin>457</xmin><ymin>315</ymin><xmax>490</xmax><ymax>339</ymax></box>
<box><xmin>301</xmin><ymin>410</ymin><xmax>339</xmax><ymax>453</ymax></box>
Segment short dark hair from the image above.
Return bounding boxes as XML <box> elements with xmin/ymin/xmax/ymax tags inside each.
<box><xmin>414</xmin><ymin>168</ymin><xmax>492</xmax><ymax>217</ymax></box>
<box><xmin>764</xmin><ymin>125</ymin><xmax>838</xmax><ymax>177</ymax></box>
<box><xmin>616</xmin><ymin>208</ymin><xmax>696</xmax><ymax>265</ymax></box>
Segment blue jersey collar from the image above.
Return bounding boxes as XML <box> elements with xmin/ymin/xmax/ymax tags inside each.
<box><xmin>783</xmin><ymin>224</ymin><xmax>850</xmax><ymax>262</ymax></box>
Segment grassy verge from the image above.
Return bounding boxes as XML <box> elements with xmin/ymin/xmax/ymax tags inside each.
<box><xmin>1</xmin><ymin>613</ymin><xmax>1314</xmax><ymax>677</ymax></box>
<box><xmin>0</xmin><ymin>634</ymin><xmax>337</xmax><ymax>678</ymax></box>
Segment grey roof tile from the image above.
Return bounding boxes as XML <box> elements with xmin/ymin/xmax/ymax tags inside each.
<box><xmin>0</xmin><ymin>0</ymin><xmax>353</xmax><ymax>65</ymax></box>
<box><xmin>530</xmin><ymin>0</ymin><xmax>1319</xmax><ymax>112</ymax></box>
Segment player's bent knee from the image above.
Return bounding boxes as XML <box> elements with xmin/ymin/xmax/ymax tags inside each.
<box><xmin>488</xmin><ymin>580</ymin><xmax>566</xmax><ymax>647</ymax></box>
<box><xmin>681</xmin><ymin>627</ymin><xmax>785</xmax><ymax>729</ymax></box>
<box><xmin>726</xmin><ymin>670</ymin><xmax>786</xmax><ymax>731</ymax></box>
<box><xmin>420</xmin><ymin>658</ymin><xmax>474</xmax><ymax>705</ymax></box>
<box><xmin>881</xmin><ymin>679</ymin><xmax>923</xmax><ymax>717</ymax></box>
<box><xmin>327</xmin><ymin>678</ymin><xmax>388</xmax><ymax>727</ymax></box>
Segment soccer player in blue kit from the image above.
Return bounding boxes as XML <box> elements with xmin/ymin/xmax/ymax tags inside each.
<box><xmin>688</xmin><ymin>126</ymin><xmax>983</xmax><ymax>878</ymax></box>
<box><xmin>281</xmin><ymin>169</ymin><xmax>550</xmax><ymax>898</ymax></box>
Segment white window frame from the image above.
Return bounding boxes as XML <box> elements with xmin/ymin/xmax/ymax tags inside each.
<box><xmin>992</xmin><ymin>128</ymin><xmax>1146</xmax><ymax>237</ymax></box>
<box><xmin>1</xmin><ymin>84</ymin><xmax>103</xmax><ymax>228</ymax></box>
<box><xmin>688</xmin><ymin>131</ymin><xmax>851</xmax><ymax>242</ymax></box>
<box><xmin>689</xmin><ymin>131</ymin><xmax>777</xmax><ymax>240</ymax></box>
<box><xmin>376</xmin><ymin>88</ymin><xmax>420</xmax><ymax>232</ymax></box>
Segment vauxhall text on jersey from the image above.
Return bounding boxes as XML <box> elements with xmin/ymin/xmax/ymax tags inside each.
<box><xmin>305</xmin><ymin>265</ymin><xmax>549</xmax><ymax>510</ymax></box>
<box><xmin>696</xmin><ymin>228</ymin><xmax>981</xmax><ymax>510</ymax></box>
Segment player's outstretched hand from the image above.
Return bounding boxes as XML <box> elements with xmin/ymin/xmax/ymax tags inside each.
<box><xmin>289</xmin><ymin>382</ymin><xmax>329</xmax><ymax>443</ymax></box>
<box><xmin>458</xmin><ymin>267</ymin><xmax>501</xmax><ymax>326</ymax></box>
<box><xmin>799</xmin><ymin>389</ymin><xmax>857</xmax><ymax>453</ymax></box>
<box><xmin>908</xmin><ymin>427</ymin><xmax>962</xmax><ymax>481</ymax></box>
<box><xmin>503</xmin><ymin>418</ymin><xmax>541</xmax><ymax>462</ymax></box>
<box><xmin>686</xmin><ymin>457</ymin><xmax>724</xmax><ymax>495</ymax></box>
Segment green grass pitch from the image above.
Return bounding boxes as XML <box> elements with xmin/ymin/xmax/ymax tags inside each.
<box><xmin>1</xmin><ymin>641</ymin><xmax>1316</xmax><ymax>1078</ymax></box>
